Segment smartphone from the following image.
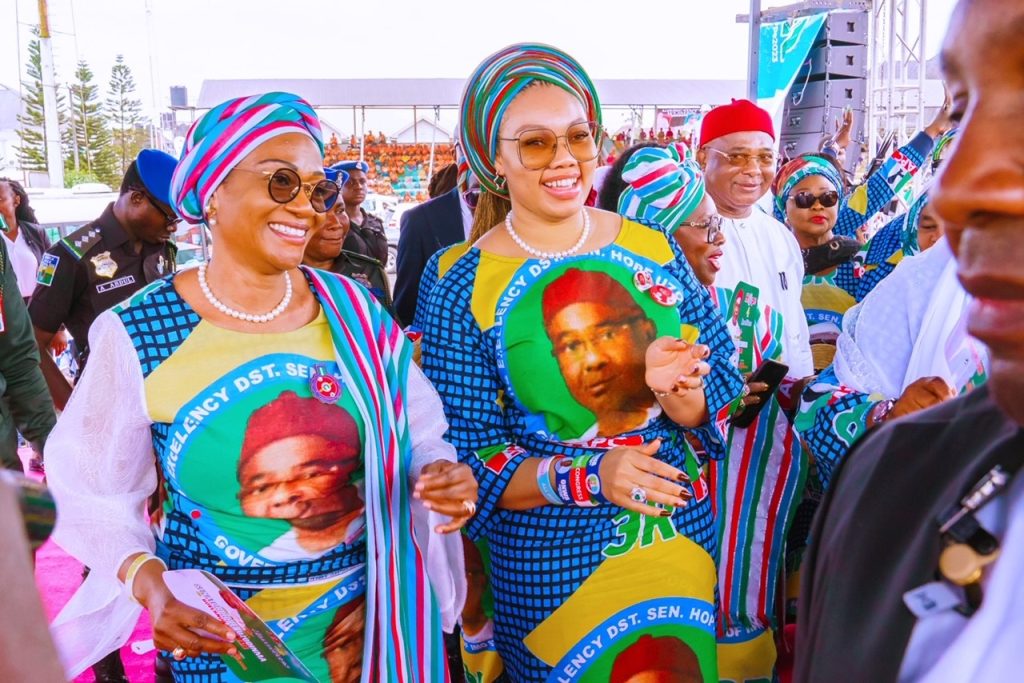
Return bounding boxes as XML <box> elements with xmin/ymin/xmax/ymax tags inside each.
<box><xmin>730</xmin><ymin>359</ymin><xmax>790</xmax><ymax>429</ymax></box>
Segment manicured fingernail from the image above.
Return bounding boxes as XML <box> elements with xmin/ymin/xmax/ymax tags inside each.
<box><xmin>228</xmin><ymin>647</ymin><xmax>238</xmax><ymax>656</ymax></box>
<box><xmin>677</xmin><ymin>472</ymin><xmax>690</xmax><ymax>482</ymax></box>
<box><xmin>226</xmin><ymin>632</ymin><xmax>236</xmax><ymax>641</ymax></box>
<box><xmin>680</xmin><ymin>488</ymin><xmax>693</xmax><ymax>499</ymax></box>
<box><xmin>661</xmin><ymin>510</ymin><xmax>671</xmax><ymax>517</ymax></box>
<box><xmin>412</xmin><ymin>491</ymin><xmax>422</xmax><ymax>500</ymax></box>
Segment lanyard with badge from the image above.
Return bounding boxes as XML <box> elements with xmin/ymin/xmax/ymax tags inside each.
<box><xmin>904</xmin><ymin>455</ymin><xmax>1024</xmax><ymax>619</ymax></box>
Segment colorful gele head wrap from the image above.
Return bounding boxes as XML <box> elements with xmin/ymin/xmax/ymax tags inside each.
<box><xmin>771</xmin><ymin>153</ymin><xmax>846</xmax><ymax>223</ymax></box>
<box><xmin>458</xmin><ymin>43</ymin><xmax>602</xmax><ymax>197</ymax></box>
<box><xmin>617</xmin><ymin>142</ymin><xmax>706</xmax><ymax>234</ymax></box>
<box><xmin>171</xmin><ymin>92</ymin><xmax>323</xmax><ymax>225</ymax></box>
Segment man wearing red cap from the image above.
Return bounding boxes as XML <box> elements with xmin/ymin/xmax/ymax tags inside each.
<box><xmin>695</xmin><ymin>99</ymin><xmax>813</xmax><ymax>680</ymax></box>
<box><xmin>696</xmin><ymin>99</ymin><xmax>812</xmax><ymax>381</ymax></box>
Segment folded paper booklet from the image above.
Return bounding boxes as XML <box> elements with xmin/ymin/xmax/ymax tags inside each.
<box><xmin>162</xmin><ymin>569</ymin><xmax>318</xmax><ymax>682</ymax></box>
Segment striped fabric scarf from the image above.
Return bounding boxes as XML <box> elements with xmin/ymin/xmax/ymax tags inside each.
<box><xmin>459</xmin><ymin>43</ymin><xmax>601</xmax><ymax>197</ymax></box>
<box><xmin>771</xmin><ymin>153</ymin><xmax>845</xmax><ymax>223</ymax></box>
<box><xmin>305</xmin><ymin>267</ymin><xmax>448</xmax><ymax>683</ymax></box>
<box><xmin>618</xmin><ymin>142</ymin><xmax>706</xmax><ymax>233</ymax></box>
<box><xmin>171</xmin><ymin>92</ymin><xmax>324</xmax><ymax>224</ymax></box>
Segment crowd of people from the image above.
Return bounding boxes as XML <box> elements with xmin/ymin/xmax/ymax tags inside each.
<box><xmin>0</xmin><ymin>0</ymin><xmax>1021</xmax><ymax>681</ymax></box>
<box><xmin>324</xmin><ymin>133</ymin><xmax>457</xmax><ymax>202</ymax></box>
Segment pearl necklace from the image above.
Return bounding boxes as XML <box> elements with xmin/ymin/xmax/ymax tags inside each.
<box><xmin>505</xmin><ymin>209</ymin><xmax>591</xmax><ymax>260</ymax></box>
<box><xmin>198</xmin><ymin>263</ymin><xmax>293</xmax><ymax>324</ymax></box>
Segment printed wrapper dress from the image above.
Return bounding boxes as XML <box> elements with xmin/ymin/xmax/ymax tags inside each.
<box><xmin>417</xmin><ymin>220</ymin><xmax>743</xmax><ymax>682</ymax></box>
<box><xmin>800</xmin><ymin>132</ymin><xmax>932</xmax><ymax>370</ymax></box>
<box><xmin>45</xmin><ymin>269</ymin><xmax>464</xmax><ymax>683</ymax></box>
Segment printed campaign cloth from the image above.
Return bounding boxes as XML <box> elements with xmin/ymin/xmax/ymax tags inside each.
<box><xmin>418</xmin><ymin>220</ymin><xmax>743</xmax><ymax>681</ymax></box>
<box><xmin>796</xmin><ymin>243</ymin><xmax>988</xmax><ymax>490</ymax></box>
<box><xmin>112</xmin><ymin>271</ymin><xmax>445</xmax><ymax>683</ymax></box>
<box><xmin>705</xmin><ymin>284</ymin><xmax>807</xmax><ymax>682</ymax></box>
<box><xmin>796</xmin><ymin>135</ymin><xmax>932</xmax><ymax>365</ymax></box>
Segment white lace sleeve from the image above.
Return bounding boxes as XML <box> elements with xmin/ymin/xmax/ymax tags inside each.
<box><xmin>45</xmin><ymin>310</ymin><xmax>157</xmax><ymax>677</ymax></box>
<box><xmin>405</xmin><ymin>362</ymin><xmax>466</xmax><ymax>632</ymax></box>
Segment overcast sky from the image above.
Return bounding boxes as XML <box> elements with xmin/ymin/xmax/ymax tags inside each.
<box><xmin>1</xmin><ymin>0</ymin><xmax>959</xmax><ymax>135</ymax></box>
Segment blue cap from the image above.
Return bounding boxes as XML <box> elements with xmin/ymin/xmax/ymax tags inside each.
<box><xmin>135</xmin><ymin>149</ymin><xmax>178</xmax><ymax>208</ymax></box>
<box><xmin>331</xmin><ymin>160</ymin><xmax>369</xmax><ymax>175</ymax></box>
<box><xmin>325</xmin><ymin>167</ymin><xmax>350</xmax><ymax>185</ymax></box>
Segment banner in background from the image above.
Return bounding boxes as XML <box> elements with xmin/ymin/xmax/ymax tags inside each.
<box><xmin>756</xmin><ymin>13</ymin><xmax>828</xmax><ymax>113</ymax></box>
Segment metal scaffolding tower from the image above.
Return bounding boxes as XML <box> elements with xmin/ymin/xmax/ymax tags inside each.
<box><xmin>867</xmin><ymin>0</ymin><xmax>929</xmax><ymax>153</ymax></box>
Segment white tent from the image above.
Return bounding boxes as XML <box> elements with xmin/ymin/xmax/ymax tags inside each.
<box><xmin>389</xmin><ymin>118</ymin><xmax>452</xmax><ymax>145</ymax></box>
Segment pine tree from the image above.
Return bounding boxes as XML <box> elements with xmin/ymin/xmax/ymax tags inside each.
<box><xmin>69</xmin><ymin>60</ymin><xmax>118</xmax><ymax>186</ymax></box>
<box><xmin>15</xmin><ymin>29</ymin><xmax>69</xmax><ymax>174</ymax></box>
<box><xmin>106</xmin><ymin>54</ymin><xmax>144</xmax><ymax>175</ymax></box>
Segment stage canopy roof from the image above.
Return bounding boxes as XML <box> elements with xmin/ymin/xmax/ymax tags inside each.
<box><xmin>195</xmin><ymin>78</ymin><xmax>746</xmax><ymax>109</ymax></box>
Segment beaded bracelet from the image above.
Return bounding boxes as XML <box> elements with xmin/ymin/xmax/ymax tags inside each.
<box><xmin>124</xmin><ymin>553</ymin><xmax>167</xmax><ymax>605</ymax></box>
<box><xmin>536</xmin><ymin>457</ymin><xmax>563</xmax><ymax>505</ymax></box>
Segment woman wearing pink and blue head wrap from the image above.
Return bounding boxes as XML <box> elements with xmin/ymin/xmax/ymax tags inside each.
<box><xmin>46</xmin><ymin>91</ymin><xmax>474</xmax><ymax>683</ymax></box>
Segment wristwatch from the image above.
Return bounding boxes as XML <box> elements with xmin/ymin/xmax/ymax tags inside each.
<box><xmin>868</xmin><ymin>398</ymin><xmax>897</xmax><ymax>429</ymax></box>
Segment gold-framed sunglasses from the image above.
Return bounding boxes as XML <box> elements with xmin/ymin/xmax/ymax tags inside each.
<box><xmin>706</xmin><ymin>147</ymin><xmax>777</xmax><ymax>169</ymax></box>
<box><xmin>232</xmin><ymin>167</ymin><xmax>340</xmax><ymax>213</ymax></box>
<box><xmin>498</xmin><ymin>121</ymin><xmax>601</xmax><ymax>170</ymax></box>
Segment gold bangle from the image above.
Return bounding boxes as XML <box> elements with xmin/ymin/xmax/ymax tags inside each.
<box><xmin>123</xmin><ymin>553</ymin><xmax>167</xmax><ymax>605</ymax></box>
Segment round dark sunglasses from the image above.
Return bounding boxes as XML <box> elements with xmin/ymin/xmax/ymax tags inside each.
<box><xmin>790</xmin><ymin>190</ymin><xmax>840</xmax><ymax>209</ymax></box>
<box><xmin>233</xmin><ymin>167</ymin><xmax>340</xmax><ymax>213</ymax></box>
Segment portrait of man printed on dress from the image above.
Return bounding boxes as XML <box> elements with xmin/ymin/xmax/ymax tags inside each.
<box><xmin>610</xmin><ymin>634</ymin><xmax>704</xmax><ymax>683</ymax></box>
<box><xmin>523</xmin><ymin>534</ymin><xmax>718</xmax><ymax>682</ymax></box>
<box><xmin>236</xmin><ymin>390</ymin><xmax>366</xmax><ymax>562</ymax></box>
<box><xmin>501</xmin><ymin>262</ymin><xmax>681</xmax><ymax>442</ymax></box>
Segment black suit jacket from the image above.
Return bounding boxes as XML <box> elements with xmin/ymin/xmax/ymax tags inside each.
<box><xmin>393</xmin><ymin>187</ymin><xmax>465</xmax><ymax>326</ymax></box>
<box><xmin>796</xmin><ymin>385</ymin><xmax>1024</xmax><ymax>682</ymax></box>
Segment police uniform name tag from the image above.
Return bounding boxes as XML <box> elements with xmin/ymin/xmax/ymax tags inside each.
<box><xmin>96</xmin><ymin>275</ymin><xmax>137</xmax><ymax>294</ymax></box>
<box><xmin>90</xmin><ymin>251</ymin><xmax>118</xmax><ymax>279</ymax></box>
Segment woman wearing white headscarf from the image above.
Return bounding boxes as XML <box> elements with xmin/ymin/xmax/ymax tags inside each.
<box><xmin>795</xmin><ymin>237</ymin><xmax>988</xmax><ymax>488</ymax></box>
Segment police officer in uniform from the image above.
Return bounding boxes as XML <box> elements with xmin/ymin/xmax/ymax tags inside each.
<box><xmin>331</xmin><ymin>160</ymin><xmax>390</xmax><ymax>264</ymax></box>
<box><xmin>29</xmin><ymin>150</ymin><xmax>178</xmax><ymax>683</ymax></box>
<box><xmin>304</xmin><ymin>166</ymin><xmax>394</xmax><ymax>314</ymax></box>
<box><xmin>30</xmin><ymin>150</ymin><xmax>179</xmax><ymax>419</ymax></box>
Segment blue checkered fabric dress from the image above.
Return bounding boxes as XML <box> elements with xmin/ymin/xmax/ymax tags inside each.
<box><xmin>417</xmin><ymin>225</ymin><xmax>743</xmax><ymax>680</ymax></box>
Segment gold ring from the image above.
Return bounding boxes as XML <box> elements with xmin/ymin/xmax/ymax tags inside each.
<box><xmin>462</xmin><ymin>499</ymin><xmax>477</xmax><ymax>516</ymax></box>
<box><xmin>172</xmin><ymin>646</ymin><xmax>187</xmax><ymax>661</ymax></box>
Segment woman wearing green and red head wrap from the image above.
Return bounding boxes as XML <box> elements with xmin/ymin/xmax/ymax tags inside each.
<box><xmin>417</xmin><ymin>43</ymin><xmax>742</xmax><ymax>682</ymax></box>
<box><xmin>45</xmin><ymin>91</ymin><xmax>476</xmax><ymax>683</ymax></box>
<box><xmin>617</xmin><ymin>143</ymin><xmax>807</xmax><ymax>682</ymax></box>
<box><xmin>773</xmin><ymin>108</ymin><xmax>953</xmax><ymax>371</ymax></box>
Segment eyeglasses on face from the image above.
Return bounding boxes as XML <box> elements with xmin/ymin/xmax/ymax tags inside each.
<box><xmin>498</xmin><ymin>121</ymin><xmax>601</xmax><ymax>170</ymax></box>
<box><xmin>790</xmin><ymin>190</ymin><xmax>840</xmax><ymax>209</ymax></box>
<box><xmin>132</xmin><ymin>187</ymin><xmax>180</xmax><ymax>227</ymax></box>
<box><xmin>677</xmin><ymin>214</ymin><xmax>723</xmax><ymax>243</ymax></box>
<box><xmin>232</xmin><ymin>167</ymin><xmax>340</xmax><ymax>213</ymax></box>
<box><xmin>706</xmin><ymin>147</ymin><xmax>777</xmax><ymax>169</ymax></box>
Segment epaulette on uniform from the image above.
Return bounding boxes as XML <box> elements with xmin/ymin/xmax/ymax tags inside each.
<box><xmin>341</xmin><ymin>250</ymin><xmax>385</xmax><ymax>268</ymax></box>
<box><xmin>60</xmin><ymin>223</ymin><xmax>103</xmax><ymax>260</ymax></box>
